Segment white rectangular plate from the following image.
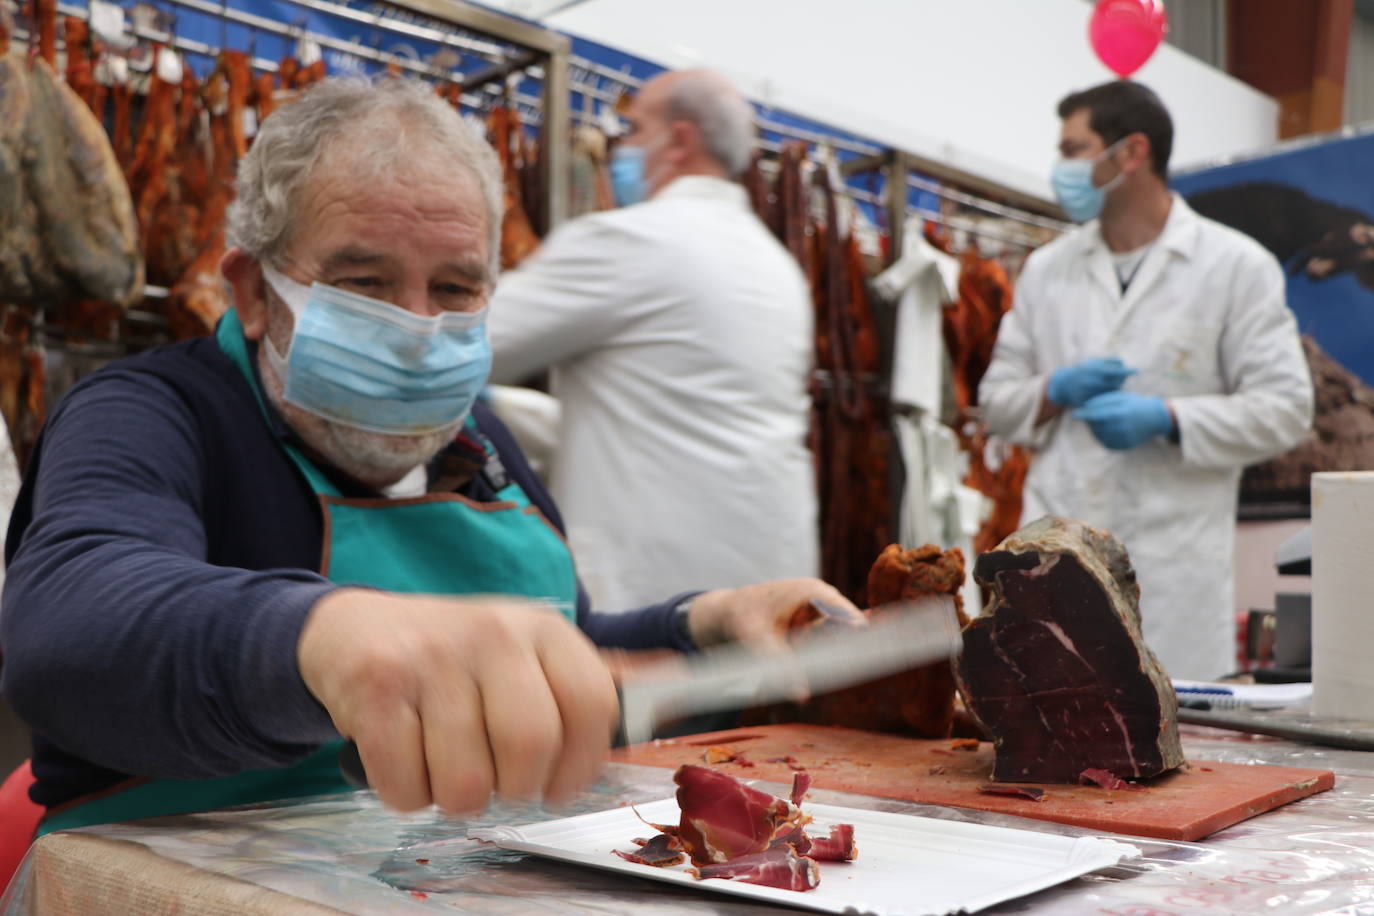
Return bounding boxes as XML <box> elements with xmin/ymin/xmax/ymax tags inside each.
<box><xmin>469</xmin><ymin>797</ymin><xmax>1139</xmax><ymax>915</ymax></box>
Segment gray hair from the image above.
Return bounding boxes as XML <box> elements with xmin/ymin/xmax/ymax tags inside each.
<box><xmin>227</xmin><ymin>77</ymin><xmax>504</xmax><ymax>275</ymax></box>
<box><xmin>663</xmin><ymin>70</ymin><xmax>755</xmax><ymax>178</ymax></box>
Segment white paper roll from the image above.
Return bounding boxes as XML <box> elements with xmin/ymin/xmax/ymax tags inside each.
<box><xmin>1312</xmin><ymin>472</ymin><xmax>1374</xmax><ymax>718</ymax></box>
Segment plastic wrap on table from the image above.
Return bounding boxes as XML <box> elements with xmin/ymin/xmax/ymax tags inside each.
<box><xmin>5</xmin><ymin>733</ymin><xmax>1374</xmax><ymax>914</ymax></box>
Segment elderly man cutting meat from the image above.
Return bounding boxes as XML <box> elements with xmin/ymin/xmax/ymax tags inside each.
<box><xmin>0</xmin><ymin>78</ymin><xmax>857</xmax><ymax>855</ymax></box>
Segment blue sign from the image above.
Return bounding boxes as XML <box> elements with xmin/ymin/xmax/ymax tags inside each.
<box><xmin>1173</xmin><ymin>131</ymin><xmax>1374</xmax><ymax>386</ymax></box>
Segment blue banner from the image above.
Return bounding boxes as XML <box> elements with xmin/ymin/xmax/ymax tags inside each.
<box><xmin>1173</xmin><ymin>131</ymin><xmax>1374</xmax><ymax>386</ymax></box>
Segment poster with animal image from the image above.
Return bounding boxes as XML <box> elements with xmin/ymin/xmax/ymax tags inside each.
<box><xmin>1172</xmin><ymin>129</ymin><xmax>1374</xmax><ymax>519</ymax></box>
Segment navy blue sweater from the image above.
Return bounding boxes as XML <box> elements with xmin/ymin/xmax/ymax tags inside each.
<box><xmin>1</xmin><ymin>334</ymin><xmax>692</xmax><ymax>808</ymax></box>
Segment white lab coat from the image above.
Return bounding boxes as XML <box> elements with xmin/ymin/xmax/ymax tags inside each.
<box><xmin>979</xmin><ymin>195</ymin><xmax>1313</xmax><ymax>680</ymax></box>
<box><xmin>488</xmin><ymin>176</ymin><xmax>818</xmax><ymax>611</ymax></box>
<box><xmin>874</xmin><ymin>219</ymin><xmax>989</xmax><ymax>615</ymax></box>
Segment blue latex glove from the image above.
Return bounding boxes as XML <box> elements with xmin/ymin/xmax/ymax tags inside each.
<box><xmin>1073</xmin><ymin>391</ymin><xmax>1174</xmax><ymax>451</ymax></box>
<box><xmin>1046</xmin><ymin>358</ymin><xmax>1137</xmax><ymax>408</ymax></box>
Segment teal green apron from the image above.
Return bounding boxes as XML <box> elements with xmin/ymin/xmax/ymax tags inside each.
<box><xmin>40</xmin><ymin>310</ymin><xmax>578</xmax><ymax>834</ymax></box>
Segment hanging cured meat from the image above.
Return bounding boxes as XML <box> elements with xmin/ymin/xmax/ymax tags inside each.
<box><xmin>811</xmin><ymin>159</ymin><xmax>889</xmax><ymax>604</ymax></box>
<box><xmin>934</xmin><ymin>232</ymin><xmax>1032</xmax><ymax>556</ymax></box>
<box><xmin>0</xmin><ymin>44</ymin><xmax>143</xmax><ymax>308</ymax></box>
<box><xmin>742</xmin><ymin>543</ymin><xmax>968</xmax><ymax>737</ymax></box>
<box><xmin>0</xmin><ymin>304</ymin><xmax>45</xmax><ymax>472</ymax></box>
<box><xmin>277</xmin><ymin>55</ymin><xmax>299</xmax><ymax>90</ymax></box>
<box><xmin>740</xmin><ymin>149</ymin><xmax>777</xmax><ymax>232</ymax></box>
<box><xmin>517</xmin><ymin>119</ymin><xmax>544</xmax><ymax>237</ymax></box>
<box><xmin>956</xmin><ymin>516</ymin><xmax>1184</xmax><ymax>784</ymax></box>
<box><xmin>62</xmin><ymin>17</ymin><xmax>98</xmax><ymax>113</ymax></box>
<box><xmin>252</xmin><ymin>70</ymin><xmax>276</xmax><ymax>122</ymax></box>
<box><xmin>741</xmin><ymin>141</ymin><xmax>889</xmax><ymax>606</ymax></box>
<box><xmin>163</xmin><ymin>54</ymin><xmax>251</xmax><ymax>339</ymax></box>
<box><xmin>568</xmin><ymin>123</ymin><xmax>613</xmax><ymax>218</ymax></box>
<box><xmin>488</xmin><ymin>102</ymin><xmax>540</xmax><ymax>269</ymax></box>
<box><xmin>224</xmin><ymin>49</ymin><xmax>251</xmax><ymax>162</ymax></box>
<box><xmin>34</xmin><ymin>0</ymin><xmax>56</xmax><ymax>65</ymax></box>
<box><xmin>130</xmin><ymin>62</ymin><xmax>190</xmax><ymax>287</ymax></box>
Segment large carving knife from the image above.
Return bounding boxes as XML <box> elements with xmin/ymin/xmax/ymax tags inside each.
<box><xmin>613</xmin><ymin>594</ymin><xmax>962</xmax><ymax>747</ymax></box>
<box><xmin>340</xmin><ymin>595</ymin><xmax>961</xmax><ymax>788</ymax></box>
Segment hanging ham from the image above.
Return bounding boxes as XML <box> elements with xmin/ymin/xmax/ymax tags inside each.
<box><xmin>0</xmin><ymin>42</ymin><xmax>142</xmax><ymax>309</ymax></box>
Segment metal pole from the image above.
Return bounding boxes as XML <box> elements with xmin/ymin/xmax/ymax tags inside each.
<box><xmin>541</xmin><ymin>39</ymin><xmax>571</xmax><ymax>230</ymax></box>
<box><xmin>886</xmin><ymin>150</ymin><xmax>909</xmax><ymax>266</ymax></box>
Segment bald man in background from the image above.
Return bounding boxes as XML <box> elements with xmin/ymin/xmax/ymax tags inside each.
<box><xmin>488</xmin><ymin>70</ymin><xmax>818</xmax><ymax>615</ymax></box>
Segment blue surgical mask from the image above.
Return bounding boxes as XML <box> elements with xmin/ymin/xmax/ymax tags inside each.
<box><xmin>261</xmin><ymin>265</ymin><xmax>491</xmax><ymax>436</ymax></box>
<box><xmin>1050</xmin><ymin>139</ymin><xmax>1127</xmax><ymax>223</ymax></box>
<box><xmin>610</xmin><ymin>144</ymin><xmax>648</xmax><ymax>207</ymax></box>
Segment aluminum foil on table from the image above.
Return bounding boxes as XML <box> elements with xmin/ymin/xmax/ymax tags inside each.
<box><xmin>4</xmin><ymin>730</ymin><xmax>1374</xmax><ymax>915</ymax></box>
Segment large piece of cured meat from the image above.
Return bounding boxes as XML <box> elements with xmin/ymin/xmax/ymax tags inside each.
<box><xmin>955</xmin><ymin>516</ymin><xmax>1182</xmax><ymax>783</ymax></box>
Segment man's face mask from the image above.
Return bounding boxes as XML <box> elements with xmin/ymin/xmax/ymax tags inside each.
<box><xmin>609</xmin><ymin>143</ymin><xmax>648</xmax><ymax>207</ymax></box>
<box><xmin>260</xmin><ymin>264</ymin><xmax>491</xmax><ymax>436</ymax></box>
<box><xmin>1050</xmin><ymin>137</ymin><xmax>1128</xmax><ymax>223</ymax></box>
<box><xmin>609</xmin><ymin>123</ymin><xmax>674</xmax><ymax>207</ymax></box>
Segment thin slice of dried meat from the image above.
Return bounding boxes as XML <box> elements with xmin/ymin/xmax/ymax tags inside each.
<box><xmin>1079</xmin><ymin>768</ymin><xmax>1142</xmax><ymax>791</ymax></box>
<box><xmin>694</xmin><ymin>845</ymin><xmax>820</xmax><ymax>891</ymax></box>
<box><xmin>804</xmin><ymin>824</ymin><xmax>856</xmax><ymax>861</ymax></box>
<box><xmin>612</xmin><ymin>833</ymin><xmax>684</xmax><ymax>867</ymax></box>
<box><xmin>674</xmin><ymin>764</ymin><xmax>809</xmax><ymax>866</ymax></box>
<box><xmin>978</xmin><ymin>784</ymin><xmax>1046</xmax><ymax>801</ymax></box>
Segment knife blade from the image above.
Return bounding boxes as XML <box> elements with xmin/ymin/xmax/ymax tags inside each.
<box><xmin>1177</xmin><ymin>707</ymin><xmax>1374</xmax><ymax>752</ymax></box>
<box><xmin>339</xmin><ymin>594</ymin><xmax>962</xmax><ymax>788</ymax></box>
<box><xmin>614</xmin><ymin>593</ymin><xmax>961</xmax><ymax>747</ymax></box>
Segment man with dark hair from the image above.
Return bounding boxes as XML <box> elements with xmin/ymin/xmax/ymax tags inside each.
<box><xmin>979</xmin><ymin>81</ymin><xmax>1313</xmax><ymax>680</ymax></box>
<box><xmin>1056</xmin><ymin>81</ymin><xmax>1173</xmax><ymax>180</ymax></box>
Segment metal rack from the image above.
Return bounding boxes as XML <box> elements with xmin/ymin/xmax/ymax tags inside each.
<box><xmin>556</xmin><ymin>50</ymin><xmax>1065</xmax><ymax>261</ymax></box>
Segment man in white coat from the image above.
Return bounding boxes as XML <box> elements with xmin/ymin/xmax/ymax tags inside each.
<box><xmin>979</xmin><ymin>81</ymin><xmax>1312</xmax><ymax>680</ymax></box>
<box><xmin>487</xmin><ymin>69</ymin><xmax>817</xmax><ymax>612</ymax></box>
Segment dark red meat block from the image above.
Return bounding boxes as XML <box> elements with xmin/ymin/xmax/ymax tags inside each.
<box><xmin>695</xmin><ymin>845</ymin><xmax>820</xmax><ymax>891</ymax></box>
<box><xmin>674</xmin><ymin>765</ymin><xmax>809</xmax><ymax>865</ymax></box>
<box><xmin>955</xmin><ymin>516</ymin><xmax>1183</xmax><ymax>784</ymax></box>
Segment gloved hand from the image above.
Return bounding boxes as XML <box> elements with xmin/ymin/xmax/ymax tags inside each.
<box><xmin>1046</xmin><ymin>357</ymin><xmax>1137</xmax><ymax>408</ymax></box>
<box><xmin>1073</xmin><ymin>391</ymin><xmax>1174</xmax><ymax>451</ymax></box>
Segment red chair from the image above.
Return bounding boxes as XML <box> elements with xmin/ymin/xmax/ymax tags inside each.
<box><xmin>0</xmin><ymin>761</ymin><xmax>43</xmax><ymax>893</ymax></box>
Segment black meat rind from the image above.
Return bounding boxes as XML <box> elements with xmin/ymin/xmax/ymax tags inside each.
<box><xmin>957</xmin><ymin>516</ymin><xmax>1183</xmax><ymax>783</ymax></box>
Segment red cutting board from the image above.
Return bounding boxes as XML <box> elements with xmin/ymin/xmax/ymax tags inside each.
<box><xmin>613</xmin><ymin>724</ymin><xmax>1334</xmax><ymax>841</ymax></box>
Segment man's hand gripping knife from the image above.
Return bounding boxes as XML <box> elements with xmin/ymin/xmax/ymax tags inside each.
<box><xmin>297</xmin><ymin>588</ymin><xmax>618</xmax><ymax>814</ymax></box>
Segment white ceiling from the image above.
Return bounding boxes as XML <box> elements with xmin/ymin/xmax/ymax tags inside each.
<box><xmin>474</xmin><ymin>0</ymin><xmax>1279</xmax><ymax>201</ymax></box>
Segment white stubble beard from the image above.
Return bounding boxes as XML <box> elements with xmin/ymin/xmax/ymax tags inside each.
<box><xmin>257</xmin><ymin>305</ymin><xmax>463</xmax><ymax>490</ymax></box>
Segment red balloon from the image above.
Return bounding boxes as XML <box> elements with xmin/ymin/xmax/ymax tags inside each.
<box><xmin>1089</xmin><ymin>0</ymin><xmax>1169</xmax><ymax>78</ymax></box>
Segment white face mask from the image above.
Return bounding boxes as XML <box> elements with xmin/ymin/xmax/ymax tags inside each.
<box><xmin>261</xmin><ymin>265</ymin><xmax>491</xmax><ymax>436</ymax></box>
